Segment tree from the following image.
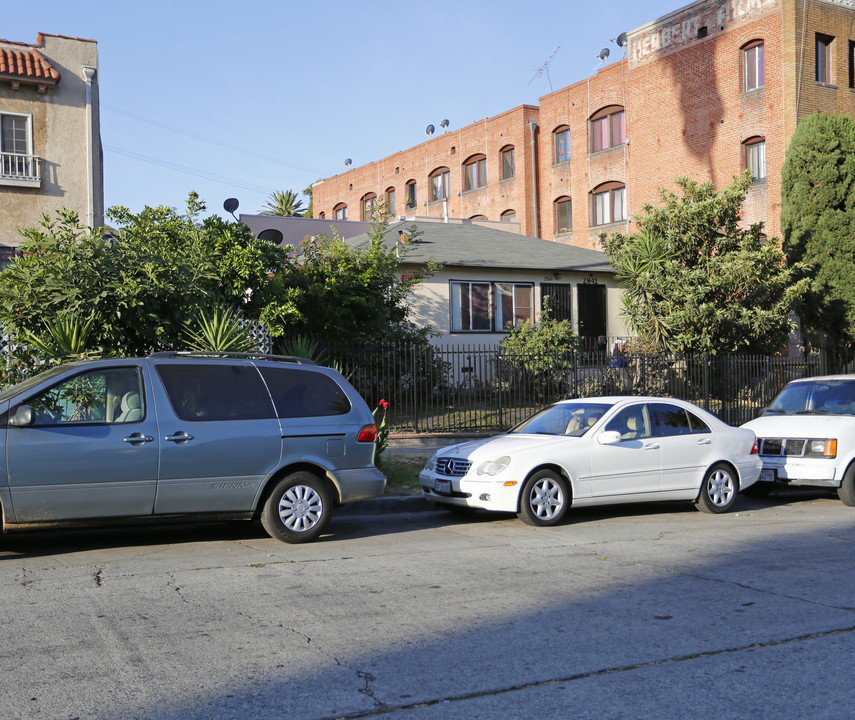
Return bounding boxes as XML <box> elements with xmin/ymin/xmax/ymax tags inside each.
<box><xmin>0</xmin><ymin>194</ymin><xmax>290</xmax><ymax>355</ymax></box>
<box><xmin>781</xmin><ymin>112</ymin><xmax>855</xmax><ymax>348</ymax></box>
<box><xmin>259</xmin><ymin>189</ymin><xmax>306</xmax><ymax>217</ymax></box>
<box><xmin>602</xmin><ymin>173</ymin><xmax>807</xmax><ymax>354</ymax></box>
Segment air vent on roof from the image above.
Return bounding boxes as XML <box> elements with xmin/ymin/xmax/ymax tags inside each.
<box><xmin>697</xmin><ymin>26</ymin><xmax>708</xmax><ymax>39</ymax></box>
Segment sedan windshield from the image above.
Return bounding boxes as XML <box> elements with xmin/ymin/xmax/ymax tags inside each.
<box><xmin>766</xmin><ymin>379</ymin><xmax>855</xmax><ymax>416</ymax></box>
<box><xmin>510</xmin><ymin>402</ymin><xmax>613</xmax><ymax>437</ymax></box>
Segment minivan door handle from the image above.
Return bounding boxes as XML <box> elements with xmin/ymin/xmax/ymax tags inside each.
<box><xmin>165</xmin><ymin>432</ymin><xmax>194</xmax><ymax>444</ymax></box>
<box><xmin>124</xmin><ymin>432</ymin><xmax>154</xmax><ymax>445</ymax></box>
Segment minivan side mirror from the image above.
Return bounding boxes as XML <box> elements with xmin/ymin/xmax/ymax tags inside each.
<box><xmin>597</xmin><ymin>430</ymin><xmax>622</xmax><ymax>445</ymax></box>
<box><xmin>9</xmin><ymin>405</ymin><xmax>35</xmax><ymax>427</ymax></box>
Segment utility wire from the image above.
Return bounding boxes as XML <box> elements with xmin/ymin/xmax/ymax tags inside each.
<box><xmin>104</xmin><ymin>145</ymin><xmax>276</xmax><ymax>194</ymax></box>
<box><xmin>103</xmin><ymin>104</ymin><xmax>326</xmax><ymax>175</ymax></box>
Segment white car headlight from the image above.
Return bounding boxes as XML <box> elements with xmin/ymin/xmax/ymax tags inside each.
<box><xmin>423</xmin><ymin>452</ymin><xmax>438</xmax><ymax>472</ymax></box>
<box><xmin>476</xmin><ymin>456</ymin><xmax>511</xmax><ymax>476</ymax></box>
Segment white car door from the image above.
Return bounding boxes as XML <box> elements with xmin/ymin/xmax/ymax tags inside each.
<box><xmin>589</xmin><ymin>404</ymin><xmax>662</xmax><ymax>499</ymax></box>
<box><xmin>650</xmin><ymin>402</ymin><xmax>715</xmax><ymax>494</ymax></box>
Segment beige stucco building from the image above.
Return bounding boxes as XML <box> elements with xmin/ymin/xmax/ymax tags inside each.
<box><xmin>0</xmin><ymin>33</ymin><xmax>103</xmax><ymax>263</ymax></box>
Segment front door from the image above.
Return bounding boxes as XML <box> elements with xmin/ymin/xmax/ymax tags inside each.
<box><xmin>6</xmin><ymin>364</ymin><xmax>159</xmax><ymax>522</ymax></box>
<box><xmin>577</xmin><ymin>282</ymin><xmax>607</xmax><ymax>342</ymax></box>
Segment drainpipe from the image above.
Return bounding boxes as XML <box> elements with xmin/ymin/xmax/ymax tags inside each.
<box><xmin>82</xmin><ymin>66</ymin><xmax>96</xmax><ymax>229</ymax></box>
<box><xmin>528</xmin><ymin>120</ymin><xmax>540</xmax><ymax>238</ymax></box>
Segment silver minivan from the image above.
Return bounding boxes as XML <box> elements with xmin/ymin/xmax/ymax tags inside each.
<box><xmin>0</xmin><ymin>352</ymin><xmax>386</xmax><ymax>543</ymax></box>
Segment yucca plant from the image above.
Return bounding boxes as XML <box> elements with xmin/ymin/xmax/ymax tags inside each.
<box><xmin>21</xmin><ymin>313</ymin><xmax>100</xmax><ymax>361</ymax></box>
<box><xmin>181</xmin><ymin>306</ymin><xmax>256</xmax><ymax>353</ymax></box>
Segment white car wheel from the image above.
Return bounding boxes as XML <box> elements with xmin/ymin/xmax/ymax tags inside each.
<box><xmin>695</xmin><ymin>463</ymin><xmax>738</xmax><ymax>514</ymax></box>
<box><xmin>518</xmin><ymin>470</ymin><xmax>570</xmax><ymax>527</ymax></box>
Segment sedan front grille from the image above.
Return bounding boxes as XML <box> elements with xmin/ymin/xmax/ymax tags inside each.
<box><xmin>436</xmin><ymin>457</ymin><xmax>472</xmax><ymax>477</ymax></box>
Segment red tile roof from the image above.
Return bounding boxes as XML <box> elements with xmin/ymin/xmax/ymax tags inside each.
<box><xmin>0</xmin><ymin>40</ymin><xmax>61</xmax><ymax>89</ymax></box>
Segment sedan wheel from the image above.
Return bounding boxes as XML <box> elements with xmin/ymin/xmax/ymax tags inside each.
<box><xmin>261</xmin><ymin>472</ymin><xmax>331</xmax><ymax>543</ymax></box>
<box><xmin>518</xmin><ymin>470</ymin><xmax>570</xmax><ymax>527</ymax></box>
<box><xmin>695</xmin><ymin>463</ymin><xmax>738</xmax><ymax>514</ymax></box>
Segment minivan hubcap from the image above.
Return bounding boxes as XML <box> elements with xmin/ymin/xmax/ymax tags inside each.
<box><xmin>279</xmin><ymin>485</ymin><xmax>323</xmax><ymax>532</ymax></box>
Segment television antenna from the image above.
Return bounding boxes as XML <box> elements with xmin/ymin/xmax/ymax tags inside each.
<box><xmin>528</xmin><ymin>46</ymin><xmax>560</xmax><ymax>92</ymax></box>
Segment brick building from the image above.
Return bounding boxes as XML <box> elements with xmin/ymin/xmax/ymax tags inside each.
<box><xmin>313</xmin><ymin>0</ymin><xmax>855</xmax><ymax>250</ymax></box>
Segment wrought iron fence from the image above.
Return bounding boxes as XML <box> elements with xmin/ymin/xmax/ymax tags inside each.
<box><xmin>329</xmin><ymin>343</ymin><xmax>826</xmax><ymax>434</ymax></box>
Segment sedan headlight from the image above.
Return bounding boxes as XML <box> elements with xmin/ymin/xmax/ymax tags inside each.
<box><xmin>423</xmin><ymin>452</ymin><xmax>438</xmax><ymax>472</ymax></box>
<box><xmin>476</xmin><ymin>456</ymin><xmax>511</xmax><ymax>476</ymax></box>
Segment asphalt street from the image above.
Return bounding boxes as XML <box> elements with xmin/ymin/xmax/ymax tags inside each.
<box><xmin>1</xmin><ymin>488</ymin><xmax>854</xmax><ymax>720</ymax></box>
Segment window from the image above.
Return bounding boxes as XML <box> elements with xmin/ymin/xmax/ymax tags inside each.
<box><xmin>463</xmin><ymin>155</ymin><xmax>487</xmax><ymax>191</ymax></box>
<box><xmin>385</xmin><ymin>187</ymin><xmax>396</xmax><ymax>214</ymax></box>
<box><xmin>743</xmin><ymin>41</ymin><xmax>765</xmax><ymax>91</ymax></box>
<box><xmin>500</xmin><ymin>146</ymin><xmax>515</xmax><ymax>180</ymax></box>
<box><xmin>27</xmin><ymin>367</ymin><xmax>144</xmax><ymax>426</ymax></box>
<box><xmin>360</xmin><ymin>193</ymin><xmax>377</xmax><ymax>221</ymax></box>
<box><xmin>156</xmin><ymin>365</ymin><xmax>275</xmax><ymax>422</ymax></box>
<box><xmin>405</xmin><ymin>180</ymin><xmax>417</xmax><ymax>209</ymax></box>
<box><xmin>0</xmin><ymin>112</ymin><xmax>37</xmax><ymax>181</ymax></box>
<box><xmin>605</xmin><ymin>405</ymin><xmax>652</xmax><ymax>440</ymax></box>
<box><xmin>0</xmin><ymin>245</ymin><xmax>20</xmax><ymax>269</ymax></box>
<box><xmin>501</xmin><ymin>210</ymin><xmax>517</xmax><ymax>223</ymax></box>
<box><xmin>333</xmin><ymin>203</ymin><xmax>348</xmax><ymax>220</ymax></box>
<box><xmin>450</xmin><ymin>281</ymin><xmax>533</xmax><ymax>332</ymax></box>
<box><xmin>258</xmin><ymin>367</ymin><xmax>351</xmax><ymax>418</ymax></box>
<box><xmin>590</xmin><ymin>182</ymin><xmax>626</xmax><ymax>226</ymax></box>
<box><xmin>555</xmin><ymin>197</ymin><xmax>572</xmax><ymax>233</ymax></box>
<box><xmin>590</xmin><ymin>106</ymin><xmax>626</xmax><ymax>152</ymax></box>
<box><xmin>429</xmin><ymin>167</ymin><xmax>450</xmax><ymax>202</ymax></box>
<box><xmin>650</xmin><ymin>403</ymin><xmax>711</xmax><ymax>437</ymax></box>
<box><xmin>817</xmin><ymin>33</ymin><xmax>834</xmax><ymax>84</ymax></box>
<box><xmin>849</xmin><ymin>40</ymin><xmax>855</xmax><ymax>89</ymax></box>
<box><xmin>553</xmin><ymin>126</ymin><xmax>571</xmax><ymax>164</ymax></box>
<box><xmin>744</xmin><ymin>137</ymin><xmax>766</xmax><ymax>181</ymax></box>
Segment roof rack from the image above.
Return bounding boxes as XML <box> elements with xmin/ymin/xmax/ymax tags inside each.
<box><xmin>147</xmin><ymin>351</ymin><xmax>317</xmax><ymax>365</ymax></box>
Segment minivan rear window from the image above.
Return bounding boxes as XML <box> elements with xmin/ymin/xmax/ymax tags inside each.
<box><xmin>259</xmin><ymin>367</ymin><xmax>351</xmax><ymax>418</ymax></box>
<box><xmin>157</xmin><ymin>364</ymin><xmax>275</xmax><ymax>421</ymax></box>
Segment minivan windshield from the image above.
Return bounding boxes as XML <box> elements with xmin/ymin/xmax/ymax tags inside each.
<box><xmin>766</xmin><ymin>379</ymin><xmax>855</xmax><ymax>416</ymax></box>
<box><xmin>510</xmin><ymin>402</ymin><xmax>613</xmax><ymax>436</ymax></box>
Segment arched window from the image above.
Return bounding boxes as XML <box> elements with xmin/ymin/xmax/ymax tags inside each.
<box><xmin>360</xmin><ymin>192</ymin><xmax>377</xmax><ymax>221</ymax></box>
<box><xmin>553</xmin><ymin>126</ymin><xmax>571</xmax><ymax>164</ymax></box>
<box><xmin>385</xmin><ymin>187</ymin><xmax>396</xmax><ymax>214</ymax></box>
<box><xmin>500</xmin><ymin>145</ymin><xmax>515</xmax><ymax>180</ymax></box>
<box><xmin>742</xmin><ymin>40</ymin><xmax>764</xmax><ymax>91</ymax></box>
<box><xmin>405</xmin><ymin>180</ymin><xmax>417</xmax><ymax>209</ymax></box>
<box><xmin>429</xmin><ymin>166</ymin><xmax>450</xmax><ymax>202</ymax></box>
<box><xmin>589</xmin><ymin>106</ymin><xmax>626</xmax><ymax>152</ymax></box>
<box><xmin>501</xmin><ymin>210</ymin><xmax>517</xmax><ymax>223</ymax></box>
<box><xmin>318</xmin><ymin>211</ymin><xmax>326</xmax><ymax>219</ymax></box>
<box><xmin>590</xmin><ymin>182</ymin><xmax>626</xmax><ymax>226</ymax></box>
<box><xmin>555</xmin><ymin>197</ymin><xmax>572</xmax><ymax>233</ymax></box>
<box><xmin>333</xmin><ymin>203</ymin><xmax>348</xmax><ymax>221</ymax></box>
<box><xmin>463</xmin><ymin>154</ymin><xmax>487</xmax><ymax>191</ymax></box>
<box><xmin>469</xmin><ymin>215</ymin><xmax>488</xmax><ymax>220</ymax></box>
<box><xmin>743</xmin><ymin>136</ymin><xmax>766</xmax><ymax>181</ymax></box>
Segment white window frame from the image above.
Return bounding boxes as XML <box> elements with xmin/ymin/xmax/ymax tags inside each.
<box><xmin>0</xmin><ymin>112</ymin><xmax>39</xmax><ymax>185</ymax></box>
<box><xmin>591</xmin><ymin>185</ymin><xmax>626</xmax><ymax>226</ymax></box>
<box><xmin>450</xmin><ymin>280</ymin><xmax>533</xmax><ymax>332</ymax></box>
<box><xmin>745</xmin><ymin>139</ymin><xmax>766</xmax><ymax>181</ymax></box>
<box><xmin>463</xmin><ymin>156</ymin><xmax>487</xmax><ymax>191</ymax></box>
<box><xmin>743</xmin><ymin>42</ymin><xmax>765</xmax><ymax>91</ymax></box>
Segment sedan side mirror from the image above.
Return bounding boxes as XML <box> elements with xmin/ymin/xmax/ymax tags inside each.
<box><xmin>597</xmin><ymin>430</ymin><xmax>622</xmax><ymax>445</ymax></box>
<box><xmin>9</xmin><ymin>405</ymin><xmax>35</xmax><ymax>427</ymax></box>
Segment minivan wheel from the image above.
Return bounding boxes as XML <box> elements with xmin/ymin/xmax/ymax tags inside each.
<box><xmin>695</xmin><ymin>463</ymin><xmax>738</xmax><ymax>513</ymax></box>
<box><xmin>261</xmin><ymin>472</ymin><xmax>331</xmax><ymax>543</ymax></box>
<box><xmin>517</xmin><ymin>470</ymin><xmax>570</xmax><ymax>527</ymax></box>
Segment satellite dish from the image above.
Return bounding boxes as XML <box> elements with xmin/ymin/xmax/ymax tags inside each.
<box><xmin>344</xmin><ymin>158</ymin><xmax>352</xmax><ymax>167</ymax></box>
<box><xmin>257</xmin><ymin>229</ymin><xmax>284</xmax><ymax>245</ymax></box>
<box><xmin>616</xmin><ymin>32</ymin><xmax>628</xmax><ymax>47</ymax></box>
<box><xmin>440</xmin><ymin>119</ymin><xmax>450</xmax><ymax>130</ymax></box>
<box><xmin>598</xmin><ymin>47</ymin><xmax>610</xmax><ymax>61</ymax></box>
<box><xmin>426</xmin><ymin>124</ymin><xmax>435</xmax><ymax>136</ymax></box>
<box><xmin>223</xmin><ymin>197</ymin><xmax>239</xmax><ymax>214</ymax></box>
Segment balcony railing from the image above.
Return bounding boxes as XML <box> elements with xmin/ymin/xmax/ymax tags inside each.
<box><xmin>0</xmin><ymin>152</ymin><xmax>41</xmax><ymax>186</ymax></box>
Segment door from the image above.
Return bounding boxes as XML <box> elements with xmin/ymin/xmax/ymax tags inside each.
<box><xmin>6</xmin><ymin>365</ymin><xmax>159</xmax><ymax>522</ymax></box>
<box><xmin>650</xmin><ymin>402</ymin><xmax>715</xmax><ymax>494</ymax></box>
<box><xmin>151</xmin><ymin>362</ymin><xmax>282</xmax><ymax>514</ymax></box>
<box><xmin>541</xmin><ymin>283</ymin><xmax>572</xmax><ymax>321</ymax></box>
<box><xmin>589</xmin><ymin>404</ymin><xmax>662</xmax><ymax>498</ymax></box>
<box><xmin>577</xmin><ymin>282</ymin><xmax>607</xmax><ymax>343</ymax></box>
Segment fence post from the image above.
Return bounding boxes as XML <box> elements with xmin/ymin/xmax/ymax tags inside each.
<box><xmin>496</xmin><ymin>345</ymin><xmax>503</xmax><ymax>430</ymax></box>
<box><xmin>703</xmin><ymin>351</ymin><xmax>710</xmax><ymax>411</ymax></box>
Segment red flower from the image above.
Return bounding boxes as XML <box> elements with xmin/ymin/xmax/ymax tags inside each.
<box><xmin>379</xmin><ymin>399</ymin><xmax>389</xmax><ymax>409</ymax></box>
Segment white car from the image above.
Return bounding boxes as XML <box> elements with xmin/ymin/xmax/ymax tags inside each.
<box><xmin>742</xmin><ymin>375</ymin><xmax>855</xmax><ymax>505</ymax></box>
<box><xmin>420</xmin><ymin>397</ymin><xmax>761</xmax><ymax>526</ymax></box>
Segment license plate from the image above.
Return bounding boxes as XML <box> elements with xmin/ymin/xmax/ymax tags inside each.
<box><xmin>760</xmin><ymin>469</ymin><xmax>776</xmax><ymax>483</ymax></box>
<box><xmin>435</xmin><ymin>479</ymin><xmax>452</xmax><ymax>495</ymax></box>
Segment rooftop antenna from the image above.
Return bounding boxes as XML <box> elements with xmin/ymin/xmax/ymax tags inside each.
<box><xmin>612</xmin><ymin>32</ymin><xmax>629</xmax><ymax>48</ymax></box>
<box><xmin>597</xmin><ymin>47</ymin><xmax>610</xmax><ymax>63</ymax></box>
<box><xmin>528</xmin><ymin>46</ymin><xmax>560</xmax><ymax>92</ymax></box>
<box><xmin>440</xmin><ymin>119</ymin><xmax>450</xmax><ymax>132</ymax></box>
<box><xmin>344</xmin><ymin>158</ymin><xmax>352</xmax><ymax>167</ymax></box>
<box><xmin>425</xmin><ymin>124</ymin><xmax>435</xmax><ymax>136</ymax></box>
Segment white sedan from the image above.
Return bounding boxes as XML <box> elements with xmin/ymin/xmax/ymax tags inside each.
<box><xmin>420</xmin><ymin>397</ymin><xmax>761</xmax><ymax>526</ymax></box>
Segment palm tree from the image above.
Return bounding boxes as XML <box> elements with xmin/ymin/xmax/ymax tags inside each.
<box><xmin>259</xmin><ymin>190</ymin><xmax>306</xmax><ymax>217</ymax></box>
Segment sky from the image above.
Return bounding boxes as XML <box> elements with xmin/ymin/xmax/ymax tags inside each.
<box><xmin>5</xmin><ymin>0</ymin><xmax>681</xmax><ymax>220</ymax></box>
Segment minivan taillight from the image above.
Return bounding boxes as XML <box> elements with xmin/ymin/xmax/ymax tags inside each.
<box><xmin>358</xmin><ymin>424</ymin><xmax>378</xmax><ymax>443</ymax></box>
